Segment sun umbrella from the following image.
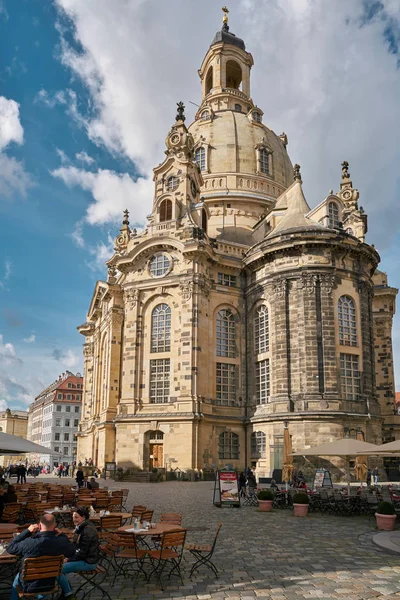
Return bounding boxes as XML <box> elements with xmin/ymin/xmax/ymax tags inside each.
<box><xmin>282</xmin><ymin>425</ymin><xmax>294</xmax><ymax>487</ymax></box>
<box><xmin>355</xmin><ymin>431</ymin><xmax>368</xmax><ymax>485</ymax></box>
<box><xmin>0</xmin><ymin>432</ymin><xmax>57</xmax><ymax>455</ymax></box>
<box><xmin>291</xmin><ymin>437</ymin><xmax>379</xmax><ymax>494</ymax></box>
<box><xmin>356</xmin><ymin>439</ymin><xmax>400</xmax><ymax>455</ymax></box>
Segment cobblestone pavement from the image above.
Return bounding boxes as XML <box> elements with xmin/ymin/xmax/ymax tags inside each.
<box><xmin>4</xmin><ymin>477</ymin><xmax>400</xmax><ymax>599</ymax></box>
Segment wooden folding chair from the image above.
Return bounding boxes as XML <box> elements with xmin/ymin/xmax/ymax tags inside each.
<box><xmin>160</xmin><ymin>513</ymin><xmax>182</xmax><ymax>525</ymax></box>
<box><xmin>186</xmin><ymin>522</ymin><xmax>222</xmax><ymax>578</ymax></box>
<box><xmin>99</xmin><ymin>515</ymin><xmax>123</xmax><ymax>531</ymax></box>
<box><xmin>147</xmin><ymin>529</ymin><xmax>187</xmax><ymax>589</ymax></box>
<box><xmin>15</xmin><ymin>555</ymin><xmax>63</xmax><ymax>598</ymax></box>
<box><xmin>110</xmin><ymin>531</ymin><xmax>148</xmax><ymax>585</ymax></box>
<box><xmin>129</xmin><ymin>505</ymin><xmax>146</xmax><ymax>524</ymax></box>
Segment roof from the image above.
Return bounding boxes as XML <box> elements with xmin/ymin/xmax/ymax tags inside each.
<box><xmin>211</xmin><ymin>26</ymin><xmax>245</xmax><ymax>50</ymax></box>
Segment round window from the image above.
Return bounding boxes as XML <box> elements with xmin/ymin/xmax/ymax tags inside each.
<box><xmin>149</xmin><ymin>253</ymin><xmax>172</xmax><ymax>278</ymax></box>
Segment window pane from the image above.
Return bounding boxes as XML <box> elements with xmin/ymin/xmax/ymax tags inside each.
<box><xmin>260</xmin><ymin>149</ymin><xmax>269</xmax><ymax>174</ymax></box>
<box><xmin>150</xmin><ymin>254</ymin><xmax>171</xmax><ymax>277</ymax></box>
<box><xmin>218</xmin><ymin>432</ymin><xmax>239</xmax><ymax>459</ymax></box>
<box><xmin>255</xmin><ymin>305</ymin><xmax>269</xmax><ymax>354</ymax></box>
<box><xmin>256</xmin><ymin>359</ymin><xmax>270</xmax><ymax>404</ymax></box>
<box><xmin>338</xmin><ymin>295</ymin><xmax>357</xmax><ymax>346</ymax></box>
<box><xmin>216</xmin><ymin>310</ymin><xmax>236</xmax><ymax>358</ymax></box>
<box><xmin>150</xmin><ymin>359</ymin><xmax>170</xmax><ymax>403</ymax></box>
<box><xmin>216</xmin><ymin>363</ymin><xmax>237</xmax><ymax>406</ymax></box>
<box><xmin>217</xmin><ymin>272</ymin><xmax>236</xmax><ymax>287</ymax></box>
<box><xmin>328</xmin><ymin>202</ymin><xmax>339</xmax><ymax>228</ymax></box>
<box><xmin>340</xmin><ymin>353</ymin><xmax>360</xmax><ymax>400</ymax></box>
<box><xmin>195</xmin><ymin>147</ymin><xmax>206</xmax><ymax>171</ymax></box>
<box><xmin>151</xmin><ymin>304</ymin><xmax>171</xmax><ymax>352</ymax></box>
<box><xmin>251</xmin><ymin>431</ymin><xmax>266</xmax><ymax>457</ymax></box>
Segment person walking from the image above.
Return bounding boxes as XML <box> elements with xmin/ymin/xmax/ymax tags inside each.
<box><xmin>58</xmin><ymin>507</ymin><xmax>99</xmax><ymax>599</ymax></box>
<box><xmin>373</xmin><ymin>466</ymin><xmax>379</xmax><ymax>484</ymax></box>
<box><xmin>6</xmin><ymin>513</ymin><xmax>75</xmax><ymax>600</ymax></box>
<box><xmin>75</xmin><ymin>467</ymin><xmax>84</xmax><ymax>488</ymax></box>
<box><xmin>58</xmin><ymin>464</ymin><xmax>63</xmax><ymax>478</ymax></box>
<box><xmin>16</xmin><ymin>464</ymin><xmax>27</xmax><ymax>484</ymax></box>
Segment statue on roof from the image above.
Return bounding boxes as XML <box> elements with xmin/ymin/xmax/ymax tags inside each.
<box><xmin>222</xmin><ymin>6</ymin><xmax>229</xmax><ymax>31</ymax></box>
<box><xmin>176</xmin><ymin>101</ymin><xmax>186</xmax><ymax>122</ymax></box>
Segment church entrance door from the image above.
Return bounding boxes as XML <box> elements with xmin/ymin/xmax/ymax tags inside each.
<box><xmin>149</xmin><ymin>444</ymin><xmax>163</xmax><ymax>470</ymax></box>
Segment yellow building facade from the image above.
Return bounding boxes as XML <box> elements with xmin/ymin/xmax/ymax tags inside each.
<box><xmin>0</xmin><ymin>409</ymin><xmax>28</xmax><ymax>467</ymax></box>
<box><xmin>77</xmin><ymin>18</ymin><xmax>398</xmax><ymax>476</ymax></box>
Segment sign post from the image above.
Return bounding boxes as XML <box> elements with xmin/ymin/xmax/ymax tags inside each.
<box><xmin>105</xmin><ymin>461</ymin><xmax>116</xmax><ymax>481</ymax></box>
<box><xmin>213</xmin><ymin>470</ymin><xmax>240</xmax><ymax>508</ymax></box>
<box><xmin>312</xmin><ymin>468</ymin><xmax>333</xmax><ymax>489</ymax></box>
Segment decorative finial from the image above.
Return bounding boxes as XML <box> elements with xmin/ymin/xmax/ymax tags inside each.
<box><xmin>222</xmin><ymin>6</ymin><xmax>229</xmax><ymax>31</ymax></box>
<box><xmin>123</xmin><ymin>209</ymin><xmax>129</xmax><ymax>225</ymax></box>
<box><xmin>341</xmin><ymin>160</ymin><xmax>350</xmax><ymax>180</ymax></box>
<box><xmin>176</xmin><ymin>101</ymin><xmax>185</xmax><ymax>122</ymax></box>
<box><xmin>293</xmin><ymin>164</ymin><xmax>302</xmax><ymax>181</ymax></box>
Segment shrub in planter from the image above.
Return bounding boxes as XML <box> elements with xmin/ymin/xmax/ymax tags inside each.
<box><xmin>257</xmin><ymin>489</ymin><xmax>274</xmax><ymax>512</ymax></box>
<box><xmin>376</xmin><ymin>500</ymin><xmax>397</xmax><ymax>531</ymax></box>
<box><xmin>292</xmin><ymin>492</ymin><xmax>309</xmax><ymax>517</ymax></box>
<box><xmin>258</xmin><ymin>489</ymin><xmax>275</xmax><ymax>501</ymax></box>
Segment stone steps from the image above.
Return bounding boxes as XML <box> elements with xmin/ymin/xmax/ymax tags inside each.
<box><xmin>122</xmin><ymin>472</ymin><xmax>151</xmax><ymax>483</ymax></box>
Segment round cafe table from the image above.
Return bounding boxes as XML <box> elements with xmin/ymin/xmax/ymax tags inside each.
<box><xmin>91</xmin><ymin>512</ymin><xmax>131</xmax><ymax>522</ymax></box>
<box><xmin>117</xmin><ymin>522</ymin><xmax>183</xmax><ymax>536</ymax></box>
<box><xmin>0</xmin><ymin>524</ymin><xmax>18</xmax><ymax>533</ymax></box>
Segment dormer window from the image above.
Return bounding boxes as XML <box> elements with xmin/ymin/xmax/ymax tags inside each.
<box><xmin>259</xmin><ymin>148</ymin><xmax>270</xmax><ymax>175</ymax></box>
<box><xmin>160</xmin><ymin>199</ymin><xmax>172</xmax><ymax>222</ymax></box>
<box><xmin>195</xmin><ymin>147</ymin><xmax>206</xmax><ymax>171</ymax></box>
<box><xmin>167</xmin><ymin>176</ymin><xmax>179</xmax><ymax>192</ymax></box>
<box><xmin>252</xmin><ymin>112</ymin><xmax>261</xmax><ymax>123</ymax></box>
<box><xmin>234</xmin><ymin>104</ymin><xmax>242</xmax><ymax>112</ymax></box>
<box><xmin>328</xmin><ymin>201</ymin><xmax>340</xmax><ymax>228</ymax></box>
<box><xmin>200</xmin><ymin>110</ymin><xmax>210</xmax><ymax>121</ymax></box>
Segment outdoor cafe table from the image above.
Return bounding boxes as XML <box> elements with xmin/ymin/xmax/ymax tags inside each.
<box><xmin>91</xmin><ymin>512</ymin><xmax>131</xmax><ymax>522</ymax></box>
<box><xmin>117</xmin><ymin>522</ymin><xmax>184</xmax><ymax>536</ymax></box>
<box><xmin>0</xmin><ymin>524</ymin><xmax>18</xmax><ymax>533</ymax></box>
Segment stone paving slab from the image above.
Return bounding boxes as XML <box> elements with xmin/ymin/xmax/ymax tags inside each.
<box><xmin>1</xmin><ymin>476</ymin><xmax>400</xmax><ymax>599</ymax></box>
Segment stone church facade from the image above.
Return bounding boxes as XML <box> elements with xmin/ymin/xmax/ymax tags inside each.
<box><xmin>77</xmin><ymin>19</ymin><xmax>398</xmax><ymax>475</ymax></box>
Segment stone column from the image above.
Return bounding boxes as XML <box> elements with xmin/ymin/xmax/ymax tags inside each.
<box><xmin>120</xmin><ymin>288</ymin><xmax>140</xmax><ymax>412</ymax></box>
<box><xmin>319</xmin><ymin>274</ymin><xmax>339</xmax><ymax>404</ymax></box>
<box><xmin>270</xmin><ymin>277</ymin><xmax>290</xmax><ymax>404</ymax></box>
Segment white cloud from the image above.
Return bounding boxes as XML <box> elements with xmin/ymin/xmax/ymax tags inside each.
<box><xmin>23</xmin><ymin>334</ymin><xmax>36</xmax><ymax>343</ymax></box>
<box><xmin>76</xmin><ymin>150</ymin><xmax>94</xmax><ymax>165</ymax></box>
<box><xmin>56</xmin><ymin>148</ymin><xmax>69</xmax><ymax>164</ymax></box>
<box><xmin>0</xmin><ymin>96</ymin><xmax>31</xmax><ymax>197</ymax></box>
<box><xmin>0</xmin><ymin>400</ymin><xmax>8</xmax><ymax>412</ymax></box>
<box><xmin>51</xmin><ymin>165</ymin><xmax>152</xmax><ymax>227</ymax></box>
<box><xmin>0</xmin><ymin>334</ymin><xmax>21</xmax><ymax>366</ymax></box>
<box><xmin>85</xmin><ymin>234</ymin><xmax>114</xmax><ymax>273</ymax></box>
<box><xmin>0</xmin><ymin>260</ymin><xmax>12</xmax><ymax>290</ymax></box>
<box><xmin>70</xmin><ymin>219</ymin><xmax>85</xmax><ymax>248</ymax></box>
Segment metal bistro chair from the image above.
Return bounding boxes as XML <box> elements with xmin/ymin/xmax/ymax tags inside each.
<box><xmin>147</xmin><ymin>529</ymin><xmax>187</xmax><ymax>590</ymax></box>
<box><xmin>111</xmin><ymin>532</ymin><xmax>149</xmax><ymax>586</ymax></box>
<box><xmin>185</xmin><ymin>522</ymin><xmax>222</xmax><ymax>578</ymax></box>
<box><xmin>15</xmin><ymin>555</ymin><xmax>63</xmax><ymax>599</ymax></box>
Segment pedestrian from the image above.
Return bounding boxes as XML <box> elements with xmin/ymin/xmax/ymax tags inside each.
<box><xmin>238</xmin><ymin>472</ymin><xmax>246</xmax><ymax>498</ymax></box>
<box><xmin>58</xmin><ymin>507</ymin><xmax>99</xmax><ymax>599</ymax></box>
<box><xmin>16</xmin><ymin>464</ymin><xmax>26</xmax><ymax>484</ymax></box>
<box><xmin>58</xmin><ymin>464</ymin><xmax>63</xmax><ymax>478</ymax></box>
<box><xmin>75</xmin><ymin>467</ymin><xmax>84</xmax><ymax>488</ymax></box>
<box><xmin>366</xmin><ymin>469</ymin><xmax>372</xmax><ymax>486</ymax></box>
<box><xmin>89</xmin><ymin>477</ymin><xmax>99</xmax><ymax>489</ymax></box>
<box><xmin>373</xmin><ymin>466</ymin><xmax>379</xmax><ymax>484</ymax></box>
<box><xmin>3</xmin><ymin>484</ymin><xmax>17</xmax><ymax>504</ymax></box>
<box><xmin>6</xmin><ymin>513</ymin><xmax>75</xmax><ymax>600</ymax></box>
<box><xmin>81</xmin><ymin>476</ymin><xmax>91</xmax><ymax>489</ymax></box>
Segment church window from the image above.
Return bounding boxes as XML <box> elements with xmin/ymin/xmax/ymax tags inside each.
<box><xmin>149</xmin><ymin>430</ymin><xmax>164</xmax><ymax>441</ymax></box>
<box><xmin>338</xmin><ymin>296</ymin><xmax>357</xmax><ymax>346</ymax></box>
<box><xmin>328</xmin><ymin>201</ymin><xmax>339</xmax><ymax>228</ymax></box>
<box><xmin>151</xmin><ymin>304</ymin><xmax>171</xmax><ymax>353</ymax></box>
<box><xmin>253</xmin><ymin>112</ymin><xmax>261</xmax><ymax>123</ymax></box>
<box><xmin>254</xmin><ymin>305</ymin><xmax>269</xmax><ymax>354</ymax></box>
<box><xmin>205</xmin><ymin>66</ymin><xmax>213</xmax><ymax>95</ymax></box>
<box><xmin>216</xmin><ymin>310</ymin><xmax>236</xmax><ymax>357</ymax></box>
<box><xmin>159</xmin><ymin>199</ymin><xmax>172</xmax><ymax>222</ymax></box>
<box><xmin>226</xmin><ymin>60</ymin><xmax>242</xmax><ymax>90</ymax></box>
<box><xmin>200</xmin><ymin>110</ymin><xmax>210</xmax><ymax>121</ymax></box>
<box><xmin>150</xmin><ymin>359</ymin><xmax>170</xmax><ymax>403</ymax></box>
<box><xmin>195</xmin><ymin>147</ymin><xmax>206</xmax><ymax>171</ymax></box>
<box><xmin>340</xmin><ymin>353</ymin><xmax>360</xmax><ymax>401</ymax></box>
<box><xmin>251</xmin><ymin>431</ymin><xmax>266</xmax><ymax>458</ymax></box>
<box><xmin>202</xmin><ymin>209</ymin><xmax>208</xmax><ymax>233</ymax></box>
<box><xmin>149</xmin><ymin>253</ymin><xmax>171</xmax><ymax>278</ymax></box>
<box><xmin>234</xmin><ymin>103</ymin><xmax>242</xmax><ymax>112</ymax></box>
<box><xmin>216</xmin><ymin>363</ymin><xmax>237</xmax><ymax>406</ymax></box>
<box><xmin>217</xmin><ymin>273</ymin><xmax>236</xmax><ymax>287</ymax></box>
<box><xmin>167</xmin><ymin>176</ymin><xmax>179</xmax><ymax>192</ymax></box>
<box><xmin>346</xmin><ymin>227</ymin><xmax>353</xmax><ymax>235</ymax></box>
<box><xmin>256</xmin><ymin>359</ymin><xmax>270</xmax><ymax>404</ymax></box>
<box><xmin>219</xmin><ymin>431</ymin><xmax>239</xmax><ymax>459</ymax></box>
<box><xmin>259</xmin><ymin>149</ymin><xmax>270</xmax><ymax>175</ymax></box>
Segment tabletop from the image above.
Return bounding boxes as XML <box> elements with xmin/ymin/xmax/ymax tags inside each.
<box><xmin>91</xmin><ymin>512</ymin><xmax>131</xmax><ymax>521</ymax></box>
<box><xmin>0</xmin><ymin>524</ymin><xmax>18</xmax><ymax>532</ymax></box>
<box><xmin>0</xmin><ymin>551</ymin><xmax>17</xmax><ymax>563</ymax></box>
<box><xmin>117</xmin><ymin>522</ymin><xmax>183</xmax><ymax>536</ymax></box>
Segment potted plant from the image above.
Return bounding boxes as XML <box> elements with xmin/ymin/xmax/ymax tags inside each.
<box><xmin>257</xmin><ymin>489</ymin><xmax>274</xmax><ymax>512</ymax></box>
<box><xmin>375</xmin><ymin>501</ymin><xmax>397</xmax><ymax>531</ymax></box>
<box><xmin>292</xmin><ymin>492</ymin><xmax>310</xmax><ymax>517</ymax></box>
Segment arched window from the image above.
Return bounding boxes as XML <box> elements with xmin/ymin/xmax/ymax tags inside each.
<box><xmin>159</xmin><ymin>199</ymin><xmax>172</xmax><ymax>222</ymax></box>
<box><xmin>202</xmin><ymin>209</ymin><xmax>207</xmax><ymax>233</ymax></box>
<box><xmin>218</xmin><ymin>432</ymin><xmax>239</xmax><ymax>459</ymax></box>
<box><xmin>200</xmin><ymin>110</ymin><xmax>210</xmax><ymax>121</ymax></box>
<box><xmin>251</xmin><ymin>431</ymin><xmax>266</xmax><ymax>458</ymax></box>
<box><xmin>216</xmin><ymin>309</ymin><xmax>236</xmax><ymax>357</ymax></box>
<box><xmin>151</xmin><ymin>304</ymin><xmax>171</xmax><ymax>352</ymax></box>
<box><xmin>328</xmin><ymin>201</ymin><xmax>339</xmax><ymax>228</ymax></box>
<box><xmin>205</xmin><ymin>66</ymin><xmax>213</xmax><ymax>95</ymax></box>
<box><xmin>195</xmin><ymin>147</ymin><xmax>206</xmax><ymax>171</ymax></box>
<box><xmin>254</xmin><ymin>305</ymin><xmax>269</xmax><ymax>354</ymax></box>
<box><xmin>259</xmin><ymin>149</ymin><xmax>269</xmax><ymax>175</ymax></box>
<box><xmin>252</xmin><ymin>112</ymin><xmax>261</xmax><ymax>123</ymax></box>
<box><xmin>338</xmin><ymin>295</ymin><xmax>357</xmax><ymax>346</ymax></box>
<box><xmin>167</xmin><ymin>176</ymin><xmax>179</xmax><ymax>192</ymax></box>
<box><xmin>234</xmin><ymin>103</ymin><xmax>242</xmax><ymax>112</ymax></box>
<box><xmin>346</xmin><ymin>227</ymin><xmax>353</xmax><ymax>236</ymax></box>
<box><xmin>226</xmin><ymin>60</ymin><xmax>242</xmax><ymax>90</ymax></box>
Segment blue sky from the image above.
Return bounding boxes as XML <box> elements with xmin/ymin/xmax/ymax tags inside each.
<box><xmin>0</xmin><ymin>0</ymin><xmax>399</xmax><ymax>409</ymax></box>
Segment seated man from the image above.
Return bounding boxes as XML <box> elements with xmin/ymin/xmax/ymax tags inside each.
<box><xmin>89</xmin><ymin>477</ymin><xmax>99</xmax><ymax>489</ymax></box>
<box><xmin>58</xmin><ymin>507</ymin><xmax>100</xmax><ymax>599</ymax></box>
<box><xmin>7</xmin><ymin>513</ymin><xmax>75</xmax><ymax>600</ymax></box>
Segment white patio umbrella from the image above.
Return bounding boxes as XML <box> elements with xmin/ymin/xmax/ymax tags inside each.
<box><xmin>356</xmin><ymin>439</ymin><xmax>400</xmax><ymax>455</ymax></box>
<box><xmin>0</xmin><ymin>432</ymin><xmax>56</xmax><ymax>456</ymax></box>
<box><xmin>291</xmin><ymin>438</ymin><xmax>379</xmax><ymax>494</ymax></box>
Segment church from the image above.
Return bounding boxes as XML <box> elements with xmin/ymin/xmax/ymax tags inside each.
<box><xmin>77</xmin><ymin>12</ymin><xmax>398</xmax><ymax>477</ymax></box>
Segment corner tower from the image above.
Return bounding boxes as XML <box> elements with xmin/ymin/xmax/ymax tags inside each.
<box><xmin>189</xmin><ymin>8</ymin><xmax>293</xmax><ymax>244</ymax></box>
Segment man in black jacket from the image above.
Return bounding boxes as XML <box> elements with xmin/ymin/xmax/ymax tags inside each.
<box><xmin>7</xmin><ymin>513</ymin><xmax>75</xmax><ymax>600</ymax></box>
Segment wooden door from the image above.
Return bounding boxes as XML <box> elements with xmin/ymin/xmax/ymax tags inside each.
<box><xmin>150</xmin><ymin>444</ymin><xmax>163</xmax><ymax>469</ymax></box>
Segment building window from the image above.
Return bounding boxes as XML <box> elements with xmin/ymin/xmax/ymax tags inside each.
<box><xmin>255</xmin><ymin>305</ymin><xmax>269</xmax><ymax>354</ymax></box>
<box><xmin>252</xmin><ymin>112</ymin><xmax>261</xmax><ymax>123</ymax></box>
<box><xmin>256</xmin><ymin>359</ymin><xmax>270</xmax><ymax>404</ymax></box>
<box><xmin>149</xmin><ymin>253</ymin><xmax>171</xmax><ymax>278</ymax></box>
<box><xmin>346</xmin><ymin>227</ymin><xmax>354</xmax><ymax>236</ymax></box>
<box><xmin>150</xmin><ymin>359</ymin><xmax>170</xmax><ymax>403</ymax></box>
<box><xmin>234</xmin><ymin>104</ymin><xmax>242</xmax><ymax>112</ymax></box>
<box><xmin>259</xmin><ymin>148</ymin><xmax>269</xmax><ymax>175</ymax></box>
<box><xmin>216</xmin><ymin>363</ymin><xmax>237</xmax><ymax>406</ymax></box>
<box><xmin>66</xmin><ymin>394</ymin><xmax>71</xmax><ymax>400</ymax></box>
<box><xmin>76</xmin><ymin>395</ymin><xmax>80</xmax><ymax>400</ymax></box>
<box><xmin>55</xmin><ymin>418</ymin><xmax>61</xmax><ymax>427</ymax></box>
<box><xmin>57</xmin><ymin>393</ymin><xmax>62</xmax><ymax>399</ymax></box>
<box><xmin>63</xmin><ymin>447</ymin><xmax>68</xmax><ymax>455</ymax></box>
<box><xmin>149</xmin><ymin>430</ymin><xmax>164</xmax><ymax>441</ymax></box>
<box><xmin>216</xmin><ymin>310</ymin><xmax>236</xmax><ymax>358</ymax></box>
<box><xmin>68</xmin><ymin>383</ymin><xmax>72</xmax><ymax>388</ymax></box>
<box><xmin>195</xmin><ymin>147</ymin><xmax>206</xmax><ymax>171</ymax></box>
<box><xmin>251</xmin><ymin>431</ymin><xmax>266</xmax><ymax>458</ymax></box>
<box><xmin>151</xmin><ymin>304</ymin><xmax>171</xmax><ymax>353</ymax></box>
<box><xmin>75</xmin><ymin>406</ymin><xmax>79</xmax><ymax>413</ymax></box>
<box><xmin>159</xmin><ymin>199</ymin><xmax>172</xmax><ymax>222</ymax></box>
<box><xmin>218</xmin><ymin>432</ymin><xmax>239</xmax><ymax>459</ymax></box>
<box><xmin>200</xmin><ymin>110</ymin><xmax>210</xmax><ymax>121</ymax></box>
<box><xmin>167</xmin><ymin>176</ymin><xmax>179</xmax><ymax>192</ymax></box>
<box><xmin>65</xmin><ymin>419</ymin><xmax>70</xmax><ymax>427</ymax></box>
<box><xmin>217</xmin><ymin>273</ymin><xmax>236</xmax><ymax>287</ymax></box>
<box><xmin>74</xmin><ymin>419</ymin><xmax>79</xmax><ymax>427</ymax></box>
<box><xmin>66</xmin><ymin>406</ymin><xmax>71</xmax><ymax>413</ymax></box>
<box><xmin>54</xmin><ymin>446</ymin><xmax>59</xmax><ymax>453</ymax></box>
<box><xmin>64</xmin><ymin>433</ymin><xmax>69</xmax><ymax>441</ymax></box>
<box><xmin>55</xmin><ymin>433</ymin><xmax>60</xmax><ymax>441</ymax></box>
<box><xmin>338</xmin><ymin>295</ymin><xmax>357</xmax><ymax>346</ymax></box>
<box><xmin>340</xmin><ymin>353</ymin><xmax>360</xmax><ymax>400</ymax></box>
<box><xmin>328</xmin><ymin>201</ymin><xmax>339</xmax><ymax>228</ymax></box>
<box><xmin>56</xmin><ymin>405</ymin><xmax>61</xmax><ymax>412</ymax></box>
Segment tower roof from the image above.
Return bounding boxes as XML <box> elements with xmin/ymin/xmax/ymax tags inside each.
<box><xmin>211</xmin><ymin>25</ymin><xmax>246</xmax><ymax>50</ymax></box>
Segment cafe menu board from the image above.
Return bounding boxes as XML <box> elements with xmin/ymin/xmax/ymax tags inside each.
<box><xmin>213</xmin><ymin>470</ymin><xmax>240</xmax><ymax>507</ymax></box>
<box><xmin>313</xmin><ymin>468</ymin><xmax>333</xmax><ymax>489</ymax></box>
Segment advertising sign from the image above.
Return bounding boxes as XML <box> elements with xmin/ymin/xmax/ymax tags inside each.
<box><xmin>313</xmin><ymin>468</ymin><xmax>333</xmax><ymax>489</ymax></box>
<box><xmin>214</xmin><ymin>470</ymin><xmax>240</xmax><ymax>507</ymax></box>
